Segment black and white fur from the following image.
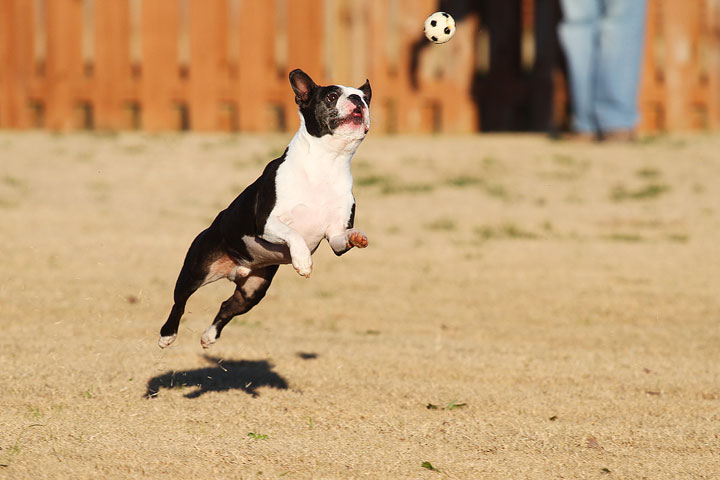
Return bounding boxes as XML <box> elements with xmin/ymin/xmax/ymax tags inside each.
<box><xmin>158</xmin><ymin>69</ymin><xmax>371</xmax><ymax>349</ymax></box>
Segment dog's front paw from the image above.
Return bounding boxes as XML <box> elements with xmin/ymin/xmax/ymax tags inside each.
<box><xmin>347</xmin><ymin>231</ymin><xmax>368</xmax><ymax>248</ymax></box>
<box><xmin>291</xmin><ymin>252</ymin><xmax>313</xmax><ymax>278</ymax></box>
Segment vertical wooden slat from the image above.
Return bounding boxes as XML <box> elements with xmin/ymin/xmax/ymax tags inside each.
<box><xmin>709</xmin><ymin>0</ymin><xmax>720</xmax><ymax>129</ymax></box>
<box><xmin>235</xmin><ymin>0</ymin><xmax>277</xmax><ymax>132</ymax></box>
<box><xmin>639</xmin><ymin>0</ymin><xmax>661</xmax><ymax>132</ymax></box>
<box><xmin>364</xmin><ymin>0</ymin><xmax>388</xmax><ymax>132</ymax></box>
<box><xmin>286</xmin><ymin>0</ymin><xmax>326</xmax><ymax>69</ymax></box>
<box><xmin>285</xmin><ymin>0</ymin><xmax>324</xmax><ymax>130</ymax></box>
<box><xmin>189</xmin><ymin>0</ymin><xmax>226</xmax><ymax>131</ymax></box>
<box><xmin>0</xmin><ymin>0</ymin><xmax>34</xmax><ymax>128</ymax></box>
<box><xmin>141</xmin><ymin>0</ymin><xmax>179</xmax><ymax>131</ymax></box>
<box><xmin>663</xmin><ymin>0</ymin><xmax>694</xmax><ymax>130</ymax></box>
<box><xmin>45</xmin><ymin>0</ymin><xmax>83</xmax><ymax>130</ymax></box>
<box><xmin>94</xmin><ymin>0</ymin><xmax>130</xmax><ymax>129</ymax></box>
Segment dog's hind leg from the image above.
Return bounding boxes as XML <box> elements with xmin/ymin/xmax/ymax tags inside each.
<box><xmin>159</xmin><ymin>229</ymin><xmax>221</xmax><ymax>348</ymax></box>
<box><xmin>200</xmin><ymin>265</ymin><xmax>279</xmax><ymax>349</ymax></box>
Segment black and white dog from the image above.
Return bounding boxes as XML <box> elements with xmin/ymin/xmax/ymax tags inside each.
<box><xmin>158</xmin><ymin>69</ymin><xmax>371</xmax><ymax>349</ymax></box>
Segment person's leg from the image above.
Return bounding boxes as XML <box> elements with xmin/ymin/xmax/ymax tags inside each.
<box><xmin>558</xmin><ymin>0</ymin><xmax>603</xmax><ymax>134</ymax></box>
<box><xmin>594</xmin><ymin>0</ymin><xmax>647</xmax><ymax>134</ymax></box>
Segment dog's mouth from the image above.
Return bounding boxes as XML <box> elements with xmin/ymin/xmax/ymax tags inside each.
<box><xmin>339</xmin><ymin>107</ymin><xmax>366</xmax><ymax>128</ymax></box>
<box><xmin>328</xmin><ymin>106</ymin><xmax>369</xmax><ymax>134</ymax></box>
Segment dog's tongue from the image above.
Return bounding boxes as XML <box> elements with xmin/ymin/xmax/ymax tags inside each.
<box><xmin>351</xmin><ymin>110</ymin><xmax>363</xmax><ymax>118</ymax></box>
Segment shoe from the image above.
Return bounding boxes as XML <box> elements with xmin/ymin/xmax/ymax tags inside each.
<box><xmin>601</xmin><ymin>129</ymin><xmax>636</xmax><ymax>142</ymax></box>
<box><xmin>556</xmin><ymin>131</ymin><xmax>598</xmax><ymax>142</ymax></box>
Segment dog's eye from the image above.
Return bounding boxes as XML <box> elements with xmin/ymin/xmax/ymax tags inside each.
<box><xmin>326</xmin><ymin>93</ymin><xmax>338</xmax><ymax>104</ymax></box>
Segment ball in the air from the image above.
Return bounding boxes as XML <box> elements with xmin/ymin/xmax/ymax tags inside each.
<box><xmin>424</xmin><ymin>12</ymin><xmax>456</xmax><ymax>44</ymax></box>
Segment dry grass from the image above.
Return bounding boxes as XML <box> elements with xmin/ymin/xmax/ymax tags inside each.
<box><xmin>1</xmin><ymin>131</ymin><xmax>719</xmax><ymax>479</ymax></box>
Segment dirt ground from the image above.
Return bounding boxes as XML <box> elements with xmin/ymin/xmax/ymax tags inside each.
<box><xmin>1</xmin><ymin>131</ymin><xmax>719</xmax><ymax>479</ymax></box>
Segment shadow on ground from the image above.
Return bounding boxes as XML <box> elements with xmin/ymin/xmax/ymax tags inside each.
<box><xmin>145</xmin><ymin>355</ymin><xmax>288</xmax><ymax>399</ymax></box>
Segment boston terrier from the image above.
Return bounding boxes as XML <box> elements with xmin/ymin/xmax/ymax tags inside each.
<box><xmin>158</xmin><ymin>69</ymin><xmax>371</xmax><ymax>349</ymax></box>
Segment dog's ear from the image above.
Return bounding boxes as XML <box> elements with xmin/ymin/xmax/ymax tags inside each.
<box><xmin>358</xmin><ymin>79</ymin><xmax>371</xmax><ymax>105</ymax></box>
<box><xmin>289</xmin><ymin>69</ymin><xmax>317</xmax><ymax>105</ymax></box>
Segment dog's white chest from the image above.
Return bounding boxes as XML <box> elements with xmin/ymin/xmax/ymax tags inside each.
<box><xmin>271</xmin><ymin>156</ymin><xmax>354</xmax><ymax>249</ymax></box>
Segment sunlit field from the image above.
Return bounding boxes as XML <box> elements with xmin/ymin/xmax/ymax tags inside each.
<box><xmin>2</xmin><ymin>131</ymin><xmax>719</xmax><ymax>479</ymax></box>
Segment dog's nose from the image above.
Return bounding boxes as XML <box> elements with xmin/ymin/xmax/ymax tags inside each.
<box><xmin>347</xmin><ymin>94</ymin><xmax>365</xmax><ymax>109</ymax></box>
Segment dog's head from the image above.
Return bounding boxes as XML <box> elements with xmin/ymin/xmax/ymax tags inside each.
<box><xmin>289</xmin><ymin>69</ymin><xmax>371</xmax><ymax>141</ymax></box>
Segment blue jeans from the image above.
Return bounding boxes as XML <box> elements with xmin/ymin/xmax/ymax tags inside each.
<box><xmin>558</xmin><ymin>0</ymin><xmax>647</xmax><ymax>133</ymax></box>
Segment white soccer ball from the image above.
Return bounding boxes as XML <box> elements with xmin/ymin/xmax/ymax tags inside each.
<box><xmin>423</xmin><ymin>12</ymin><xmax>456</xmax><ymax>44</ymax></box>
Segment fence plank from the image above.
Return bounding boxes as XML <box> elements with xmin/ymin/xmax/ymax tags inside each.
<box><xmin>234</xmin><ymin>0</ymin><xmax>278</xmax><ymax>132</ymax></box>
<box><xmin>710</xmin><ymin>0</ymin><xmax>720</xmax><ymax>129</ymax></box>
<box><xmin>189</xmin><ymin>0</ymin><xmax>227</xmax><ymax>131</ymax></box>
<box><xmin>0</xmin><ymin>0</ymin><xmax>35</xmax><ymax>127</ymax></box>
<box><xmin>45</xmin><ymin>0</ymin><xmax>83</xmax><ymax>130</ymax></box>
<box><xmin>141</xmin><ymin>0</ymin><xmax>180</xmax><ymax>131</ymax></box>
<box><xmin>95</xmin><ymin>0</ymin><xmax>132</xmax><ymax>130</ymax></box>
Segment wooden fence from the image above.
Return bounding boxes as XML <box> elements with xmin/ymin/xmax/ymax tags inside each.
<box><xmin>1</xmin><ymin>0</ymin><xmax>719</xmax><ymax>133</ymax></box>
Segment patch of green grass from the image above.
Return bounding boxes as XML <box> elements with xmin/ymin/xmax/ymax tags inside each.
<box><xmin>121</xmin><ymin>144</ymin><xmax>146</xmax><ymax>155</ymax></box>
<box><xmin>481</xmin><ymin>183</ymin><xmax>508</xmax><ymax>199</ymax></box>
<box><xmin>637</xmin><ymin>135</ymin><xmax>663</xmax><ymax>145</ymax></box>
<box><xmin>2</xmin><ymin>175</ymin><xmax>25</xmax><ymax>189</ymax></box>
<box><xmin>445</xmin><ymin>175</ymin><xmax>483</xmax><ymax>187</ymax></box>
<box><xmin>502</xmin><ymin>224</ymin><xmax>537</xmax><ymax>239</ymax></box>
<box><xmin>427</xmin><ymin>400</ymin><xmax>467</xmax><ymax>411</ymax></box>
<box><xmin>552</xmin><ymin>153</ymin><xmax>578</xmax><ymax>166</ymax></box>
<box><xmin>355</xmin><ymin>173</ymin><xmax>434</xmax><ymax>195</ymax></box>
<box><xmin>425</xmin><ymin>218</ymin><xmax>456</xmax><ymax>231</ymax></box>
<box><xmin>611</xmin><ymin>184</ymin><xmax>670</xmax><ymax>201</ymax></box>
<box><xmin>247</xmin><ymin>432</ymin><xmax>269</xmax><ymax>440</ymax></box>
<box><xmin>474</xmin><ymin>226</ymin><xmax>496</xmax><ymax>241</ymax></box>
<box><xmin>667</xmin><ymin>234</ymin><xmax>689</xmax><ymax>243</ymax></box>
<box><xmin>637</xmin><ymin>136</ymin><xmax>687</xmax><ymax>149</ymax></box>
<box><xmin>25</xmin><ymin>406</ymin><xmax>43</xmax><ymax>420</ymax></box>
<box><xmin>400</xmin><ymin>155</ymin><xmax>423</xmax><ymax>165</ymax></box>
<box><xmin>605</xmin><ymin>233</ymin><xmax>645</xmax><ymax>242</ymax></box>
<box><xmin>482</xmin><ymin>156</ymin><xmax>498</xmax><ymax>169</ymax></box>
<box><xmin>544</xmin><ymin>154</ymin><xmax>590</xmax><ymax>180</ymax></box>
<box><xmin>421</xmin><ymin>461</ymin><xmax>440</xmax><ymax>472</ymax></box>
<box><xmin>355</xmin><ymin>174</ymin><xmax>390</xmax><ymax>187</ymax></box>
<box><xmin>635</xmin><ymin>167</ymin><xmax>661</xmax><ymax>179</ymax></box>
<box><xmin>380</xmin><ymin>182</ymin><xmax>434</xmax><ymax>195</ymax></box>
<box><xmin>445</xmin><ymin>400</ymin><xmax>467</xmax><ymax>410</ymax></box>
<box><xmin>474</xmin><ymin>224</ymin><xmax>538</xmax><ymax>241</ymax></box>
<box><xmin>1</xmin><ymin>423</ymin><xmax>44</xmax><ymax>467</ymax></box>
<box><xmin>200</xmin><ymin>141</ymin><xmax>217</xmax><ymax>151</ymax></box>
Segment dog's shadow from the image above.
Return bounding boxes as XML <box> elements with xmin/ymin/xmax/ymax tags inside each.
<box><xmin>145</xmin><ymin>355</ymin><xmax>288</xmax><ymax>399</ymax></box>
